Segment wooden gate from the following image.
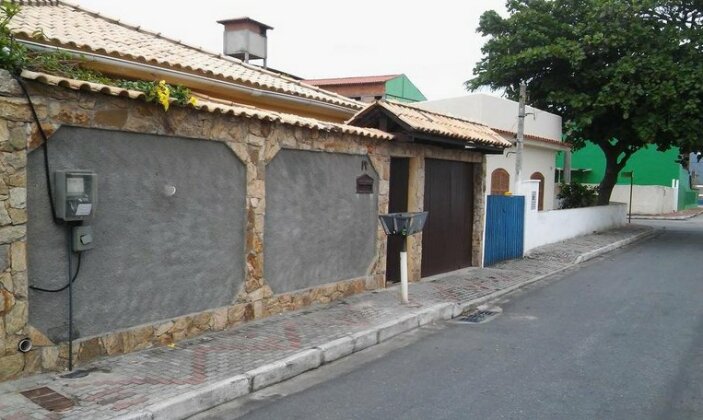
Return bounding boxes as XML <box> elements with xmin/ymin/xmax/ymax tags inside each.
<box><xmin>421</xmin><ymin>159</ymin><xmax>474</xmax><ymax>277</ymax></box>
<box><xmin>484</xmin><ymin>195</ymin><xmax>525</xmax><ymax>266</ymax></box>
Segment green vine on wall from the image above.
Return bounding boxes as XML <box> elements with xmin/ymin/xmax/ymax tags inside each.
<box><xmin>0</xmin><ymin>2</ymin><xmax>197</xmax><ymax>111</ymax></box>
<box><xmin>0</xmin><ymin>2</ymin><xmax>25</xmax><ymax>72</ymax></box>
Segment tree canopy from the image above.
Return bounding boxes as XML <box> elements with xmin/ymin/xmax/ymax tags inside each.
<box><xmin>468</xmin><ymin>0</ymin><xmax>703</xmax><ymax>204</ymax></box>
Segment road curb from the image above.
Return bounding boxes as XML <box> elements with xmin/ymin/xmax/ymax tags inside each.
<box><xmin>128</xmin><ymin>229</ymin><xmax>656</xmax><ymax>420</ymax></box>
<box><xmin>574</xmin><ymin>228</ymin><xmax>657</xmax><ymax>264</ymax></box>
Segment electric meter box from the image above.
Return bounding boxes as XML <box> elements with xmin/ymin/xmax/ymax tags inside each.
<box><xmin>54</xmin><ymin>170</ymin><xmax>97</xmax><ymax>221</ymax></box>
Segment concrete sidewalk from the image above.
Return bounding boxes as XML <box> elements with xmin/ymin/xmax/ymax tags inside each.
<box><xmin>0</xmin><ymin>225</ymin><xmax>655</xmax><ymax>420</ymax></box>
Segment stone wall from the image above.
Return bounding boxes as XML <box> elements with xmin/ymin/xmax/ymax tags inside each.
<box><xmin>0</xmin><ymin>70</ymin><xmax>487</xmax><ymax>380</ymax></box>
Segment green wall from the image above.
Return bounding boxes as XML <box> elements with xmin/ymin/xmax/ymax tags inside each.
<box><xmin>556</xmin><ymin>142</ymin><xmax>681</xmax><ymax>186</ymax></box>
<box><xmin>556</xmin><ymin>141</ymin><xmax>699</xmax><ymax>211</ymax></box>
<box><xmin>385</xmin><ymin>75</ymin><xmax>427</xmax><ymax>103</ymax></box>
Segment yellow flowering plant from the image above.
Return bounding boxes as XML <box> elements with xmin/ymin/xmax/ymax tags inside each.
<box><xmin>116</xmin><ymin>79</ymin><xmax>196</xmax><ymax>111</ymax></box>
<box><xmin>154</xmin><ymin>80</ymin><xmax>170</xmax><ymax>111</ymax></box>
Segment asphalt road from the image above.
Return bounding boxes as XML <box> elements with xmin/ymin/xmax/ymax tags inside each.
<box><xmin>194</xmin><ymin>218</ymin><xmax>703</xmax><ymax>420</ymax></box>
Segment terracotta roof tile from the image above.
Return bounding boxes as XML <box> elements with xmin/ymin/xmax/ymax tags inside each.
<box><xmin>9</xmin><ymin>1</ymin><xmax>364</xmax><ymax>111</ymax></box>
<box><xmin>21</xmin><ymin>70</ymin><xmax>392</xmax><ymax>140</ymax></box>
<box><xmin>350</xmin><ymin>100</ymin><xmax>512</xmax><ymax>148</ymax></box>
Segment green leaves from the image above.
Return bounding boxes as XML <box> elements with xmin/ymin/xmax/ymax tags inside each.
<box><xmin>0</xmin><ymin>1</ymin><xmax>26</xmax><ymax>74</ymax></box>
<box><xmin>469</xmin><ymin>0</ymin><xmax>703</xmax><ymax>202</ymax></box>
<box><xmin>557</xmin><ymin>182</ymin><xmax>598</xmax><ymax>209</ymax></box>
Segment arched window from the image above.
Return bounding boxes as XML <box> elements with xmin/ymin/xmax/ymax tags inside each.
<box><xmin>530</xmin><ymin>172</ymin><xmax>545</xmax><ymax>211</ymax></box>
<box><xmin>491</xmin><ymin>168</ymin><xmax>510</xmax><ymax>195</ymax></box>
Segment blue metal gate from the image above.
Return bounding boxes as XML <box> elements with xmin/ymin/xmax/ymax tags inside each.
<box><xmin>484</xmin><ymin>195</ymin><xmax>525</xmax><ymax>266</ymax></box>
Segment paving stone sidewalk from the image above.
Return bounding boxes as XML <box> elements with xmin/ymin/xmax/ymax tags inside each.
<box><xmin>0</xmin><ymin>225</ymin><xmax>654</xmax><ymax>420</ymax></box>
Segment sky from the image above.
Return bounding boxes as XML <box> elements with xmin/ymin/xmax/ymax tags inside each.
<box><xmin>75</xmin><ymin>0</ymin><xmax>506</xmax><ymax>100</ymax></box>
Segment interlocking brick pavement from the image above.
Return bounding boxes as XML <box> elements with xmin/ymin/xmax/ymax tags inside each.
<box><xmin>0</xmin><ymin>225</ymin><xmax>653</xmax><ymax>419</ymax></box>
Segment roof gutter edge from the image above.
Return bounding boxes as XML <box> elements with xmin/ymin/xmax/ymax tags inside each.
<box><xmin>19</xmin><ymin>40</ymin><xmax>358</xmax><ymax>119</ymax></box>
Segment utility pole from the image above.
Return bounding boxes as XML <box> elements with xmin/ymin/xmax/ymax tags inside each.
<box><xmin>514</xmin><ymin>82</ymin><xmax>526</xmax><ymax>195</ymax></box>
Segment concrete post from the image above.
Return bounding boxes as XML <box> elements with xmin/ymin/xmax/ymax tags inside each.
<box><xmin>563</xmin><ymin>150</ymin><xmax>572</xmax><ymax>184</ymax></box>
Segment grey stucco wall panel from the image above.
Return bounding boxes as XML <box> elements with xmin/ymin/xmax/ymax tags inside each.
<box><xmin>264</xmin><ymin>149</ymin><xmax>378</xmax><ymax>294</ymax></box>
<box><xmin>27</xmin><ymin>127</ymin><xmax>246</xmax><ymax>340</ymax></box>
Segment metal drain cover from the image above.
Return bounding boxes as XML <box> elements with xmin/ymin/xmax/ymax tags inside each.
<box><xmin>456</xmin><ymin>310</ymin><xmax>500</xmax><ymax>324</ymax></box>
<box><xmin>21</xmin><ymin>387</ymin><xmax>74</xmax><ymax>412</ymax></box>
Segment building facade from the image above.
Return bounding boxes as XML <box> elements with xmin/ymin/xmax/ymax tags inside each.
<box><xmin>417</xmin><ymin>94</ymin><xmax>569</xmax><ymax>211</ymax></box>
<box><xmin>304</xmin><ymin>74</ymin><xmax>427</xmax><ymax>103</ymax></box>
<box><xmin>0</xmin><ymin>2</ymin><xmax>510</xmax><ymax>380</ymax></box>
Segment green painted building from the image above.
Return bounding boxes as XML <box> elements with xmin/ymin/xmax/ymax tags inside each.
<box><xmin>303</xmin><ymin>74</ymin><xmax>426</xmax><ymax>103</ymax></box>
<box><xmin>556</xmin><ymin>142</ymin><xmax>698</xmax><ymax>211</ymax></box>
<box><xmin>383</xmin><ymin>75</ymin><xmax>426</xmax><ymax>103</ymax></box>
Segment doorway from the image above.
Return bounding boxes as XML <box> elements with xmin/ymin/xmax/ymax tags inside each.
<box><xmin>386</xmin><ymin>157</ymin><xmax>409</xmax><ymax>283</ymax></box>
<box><xmin>421</xmin><ymin>159</ymin><xmax>474</xmax><ymax>277</ymax></box>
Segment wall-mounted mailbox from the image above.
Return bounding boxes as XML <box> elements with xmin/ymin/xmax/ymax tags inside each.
<box><xmin>379</xmin><ymin>212</ymin><xmax>428</xmax><ymax>237</ymax></box>
<box><xmin>54</xmin><ymin>170</ymin><xmax>97</xmax><ymax>222</ymax></box>
<box><xmin>356</xmin><ymin>174</ymin><xmax>374</xmax><ymax>194</ymax></box>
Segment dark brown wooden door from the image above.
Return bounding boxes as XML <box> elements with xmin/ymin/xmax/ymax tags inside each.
<box><xmin>421</xmin><ymin>159</ymin><xmax>474</xmax><ymax>277</ymax></box>
<box><xmin>386</xmin><ymin>158</ymin><xmax>409</xmax><ymax>283</ymax></box>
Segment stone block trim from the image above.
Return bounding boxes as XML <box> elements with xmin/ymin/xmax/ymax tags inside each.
<box><xmin>0</xmin><ymin>69</ymin><xmax>487</xmax><ymax>380</ymax></box>
<box><xmin>0</xmin><ymin>71</ymin><xmax>30</xmax><ymax>382</ymax></box>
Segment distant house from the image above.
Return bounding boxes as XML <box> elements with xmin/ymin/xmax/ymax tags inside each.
<box><xmin>556</xmin><ymin>144</ymin><xmax>699</xmax><ymax>214</ymax></box>
<box><xmin>304</xmin><ymin>74</ymin><xmax>427</xmax><ymax>103</ymax></box>
<box><xmin>417</xmin><ymin>94</ymin><xmax>569</xmax><ymax>211</ymax></box>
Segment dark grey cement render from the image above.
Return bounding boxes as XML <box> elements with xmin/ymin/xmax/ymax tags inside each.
<box><xmin>264</xmin><ymin>149</ymin><xmax>378</xmax><ymax>294</ymax></box>
<box><xmin>27</xmin><ymin>126</ymin><xmax>246</xmax><ymax>340</ymax></box>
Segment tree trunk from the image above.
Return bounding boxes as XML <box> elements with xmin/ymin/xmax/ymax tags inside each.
<box><xmin>597</xmin><ymin>147</ymin><xmax>632</xmax><ymax>205</ymax></box>
<box><xmin>597</xmin><ymin>161</ymin><xmax>619</xmax><ymax>205</ymax></box>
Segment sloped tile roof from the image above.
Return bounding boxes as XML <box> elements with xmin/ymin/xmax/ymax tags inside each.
<box><xmin>9</xmin><ymin>1</ymin><xmax>364</xmax><ymax>111</ymax></box>
<box><xmin>350</xmin><ymin>100</ymin><xmax>512</xmax><ymax>148</ymax></box>
<box><xmin>304</xmin><ymin>75</ymin><xmax>400</xmax><ymax>87</ymax></box>
<box><xmin>492</xmin><ymin>128</ymin><xmax>570</xmax><ymax>150</ymax></box>
<box><xmin>21</xmin><ymin>70</ymin><xmax>393</xmax><ymax>140</ymax></box>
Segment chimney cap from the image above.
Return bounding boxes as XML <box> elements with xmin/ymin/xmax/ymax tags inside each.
<box><xmin>217</xmin><ymin>17</ymin><xmax>273</xmax><ymax>31</ymax></box>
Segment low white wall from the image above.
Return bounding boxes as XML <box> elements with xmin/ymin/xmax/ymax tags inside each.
<box><xmin>607</xmin><ymin>185</ymin><xmax>676</xmax><ymax>215</ymax></box>
<box><xmin>524</xmin><ymin>203</ymin><xmax>627</xmax><ymax>252</ymax></box>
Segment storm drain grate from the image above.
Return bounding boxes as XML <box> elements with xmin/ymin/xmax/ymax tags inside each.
<box><xmin>456</xmin><ymin>310</ymin><xmax>500</xmax><ymax>324</ymax></box>
<box><xmin>21</xmin><ymin>387</ymin><xmax>74</xmax><ymax>412</ymax></box>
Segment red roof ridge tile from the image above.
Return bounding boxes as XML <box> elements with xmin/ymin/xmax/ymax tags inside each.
<box><xmin>304</xmin><ymin>74</ymin><xmax>401</xmax><ymax>86</ymax></box>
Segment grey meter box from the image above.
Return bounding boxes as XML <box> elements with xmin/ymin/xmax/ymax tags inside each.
<box><xmin>54</xmin><ymin>170</ymin><xmax>97</xmax><ymax>221</ymax></box>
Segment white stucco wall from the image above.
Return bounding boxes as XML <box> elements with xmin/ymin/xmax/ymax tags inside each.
<box><xmin>608</xmin><ymin>185</ymin><xmax>677</xmax><ymax>215</ymax></box>
<box><xmin>486</xmin><ymin>135</ymin><xmax>559</xmax><ymax>210</ymax></box>
<box><xmin>416</xmin><ymin>94</ymin><xmax>562</xmax><ymax>141</ymax></box>
<box><xmin>524</xmin><ymin>203</ymin><xmax>627</xmax><ymax>252</ymax></box>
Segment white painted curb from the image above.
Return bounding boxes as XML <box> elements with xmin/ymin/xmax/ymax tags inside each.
<box><xmin>119</xmin><ymin>228</ymin><xmax>656</xmax><ymax>419</ymax></box>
